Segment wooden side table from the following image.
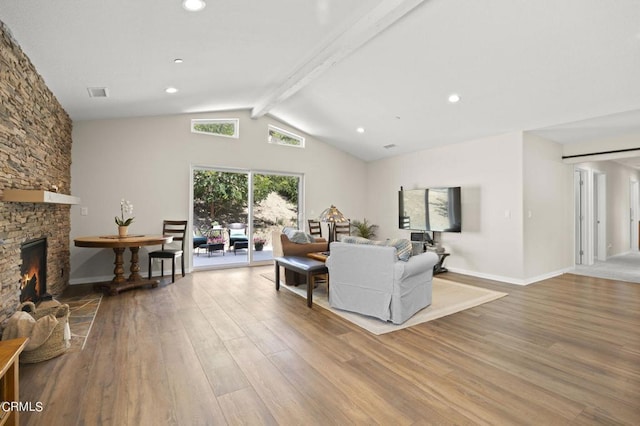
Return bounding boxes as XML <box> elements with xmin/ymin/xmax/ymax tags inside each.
<box><xmin>0</xmin><ymin>337</ymin><xmax>29</xmax><ymax>426</ymax></box>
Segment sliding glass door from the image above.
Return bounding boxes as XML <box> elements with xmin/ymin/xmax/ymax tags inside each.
<box><xmin>252</xmin><ymin>173</ymin><xmax>300</xmax><ymax>263</ymax></box>
<box><xmin>191</xmin><ymin>166</ymin><xmax>301</xmax><ymax>269</ymax></box>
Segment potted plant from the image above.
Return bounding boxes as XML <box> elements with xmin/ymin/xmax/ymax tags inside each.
<box><xmin>114</xmin><ymin>199</ymin><xmax>134</xmax><ymax>237</ymax></box>
<box><xmin>351</xmin><ymin>218</ymin><xmax>378</xmax><ymax>239</ymax></box>
<box><xmin>253</xmin><ymin>236</ymin><xmax>266</xmax><ymax>251</ymax></box>
<box><xmin>205</xmin><ymin>222</ymin><xmax>224</xmax><ymax>240</ymax></box>
<box><xmin>207</xmin><ymin>235</ymin><xmax>225</xmax><ymax>245</ymax></box>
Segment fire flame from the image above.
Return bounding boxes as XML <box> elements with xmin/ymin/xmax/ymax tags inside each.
<box><xmin>21</xmin><ymin>264</ymin><xmax>41</xmax><ymax>295</ymax></box>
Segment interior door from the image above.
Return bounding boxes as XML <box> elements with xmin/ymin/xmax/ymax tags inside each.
<box><xmin>630</xmin><ymin>180</ymin><xmax>639</xmax><ymax>251</ymax></box>
<box><xmin>574</xmin><ymin>169</ymin><xmax>587</xmax><ymax>265</ymax></box>
<box><xmin>594</xmin><ymin>172</ymin><xmax>606</xmax><ymax>261</ymax></box>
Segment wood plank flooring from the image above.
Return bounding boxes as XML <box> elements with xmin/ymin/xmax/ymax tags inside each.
<box><xmin>18</xmin><ymin>267</ymin><xmax>640</xmax><ymax>425</ymax></box>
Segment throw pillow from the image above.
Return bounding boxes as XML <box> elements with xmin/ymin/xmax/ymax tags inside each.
<box><xmin>282</xmin><ymin>227</ymin><xmax>315</xmax><ymax>244</ymax></box>
<box><xmin>337</xmin><ymin>235</ymin><xmax>412</xmax><ymax>261</ymax></box>
<box><xmin>384</xmin><ymin>238</ymin><xmax>413</xmax><ymax>261</ymax></box>
<box><xmin>338</xmin><ymin>235</ymin><xmax>372</xmax><ymax>245</ymax></box>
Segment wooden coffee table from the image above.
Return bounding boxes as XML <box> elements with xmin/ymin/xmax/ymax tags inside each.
<box><xmin>307</xmin><ymin>251</ymin><xmax>329</xmax><ymax>262</ymax></box>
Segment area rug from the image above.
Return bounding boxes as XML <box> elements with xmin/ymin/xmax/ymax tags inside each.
<box><xmin>56</xmin><ymin>293</ymin><xmax>102</xmax><ymax>351</ymax></box>
<box><xmin>262</xmin><ymin>273</ymin><xmax>507</xmax><ymax>335</ymax></box>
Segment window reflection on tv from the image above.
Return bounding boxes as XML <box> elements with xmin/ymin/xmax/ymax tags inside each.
<box><xmin>399</xmin><ymin>187</ymin><xmax>462</xmax><ymax>232</ymax></box>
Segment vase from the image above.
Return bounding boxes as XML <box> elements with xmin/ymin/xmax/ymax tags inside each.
<box><xmin>118</xmin><ymin>226</ymin><xmax>129</xmax><ymax>238</ymax></box>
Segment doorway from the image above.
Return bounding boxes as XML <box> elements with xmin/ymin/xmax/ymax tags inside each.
<box><xmin>574</xmin><ymin>167</ymin><xmax>607</xmax><ymax>265</ymax></box>
<box><xmin>630</xmin><ymin>179</ymin><xmax>639</xmax><ymax>251</ymax></box>
<box><xmin>594</xmin><ymin>172</ymin><xmax>606</xmax><ymax>261</ymax></box>
<box><xmin>191</xmin><ymin>166</ymin><xmax>302</xmax><ymax>269</ymax></box>
<box><xmin>574</xmin><ymin>169</ymin><xmax>587</xmax><ymax>265</ymax></box>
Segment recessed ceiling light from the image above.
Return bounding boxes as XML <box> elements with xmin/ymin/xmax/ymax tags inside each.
<box><xmin>182</xmin><ymin>0</ymin><xmax>206</xmax><ymax>12</ymax></box>
<box><xmin>448</xmin><ymin>93</ymin><xmax>461</xmax><ymax>103</ymax></box>
<box><xmin>174</xmin><ymin>58</ymin><xmax>184</xmax><ymax>64</ymax></box>
<box><xmin>356</xmin><ymin>127</ymin><xmax>365</xmax><ymax>133</ymax></box>
<box><xmin>165</xmin><ymin>87</ymin><xmax>178</xmax><ymax>94</ymax></box>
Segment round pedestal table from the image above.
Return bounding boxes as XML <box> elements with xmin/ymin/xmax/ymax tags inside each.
<box><xmin>74</xmin><ymin>234</ymin><xmax>173</xmax><ymax>295</ymax></box>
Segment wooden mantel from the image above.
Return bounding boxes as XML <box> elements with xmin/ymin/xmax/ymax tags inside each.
<box><xmin>2</xmin><ymin>189</ymin><xmax>80</xmax><ymax>205</ymax></box>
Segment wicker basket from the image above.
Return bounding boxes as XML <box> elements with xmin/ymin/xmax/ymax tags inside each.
<box><xmin>18</xmin><ymin>301</ymin><xmax>70</xmax><ymax>364</ymax></box>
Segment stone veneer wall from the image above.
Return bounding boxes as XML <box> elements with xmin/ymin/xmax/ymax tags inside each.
<box><xmin>0</xmin><ymin>21</ymin><xmax>73</xmax><ymax>324</ymax></box>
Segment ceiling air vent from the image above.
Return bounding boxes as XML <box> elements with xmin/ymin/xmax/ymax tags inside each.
<box><xmin>383</xmin><ymin>144</ymin><xmax>396</xmax><ymax>149</ymax></box>
<box><xmin>87</xmin><ymin>87</ymin><xmax>109</xmax><ymax>98</ymax></box>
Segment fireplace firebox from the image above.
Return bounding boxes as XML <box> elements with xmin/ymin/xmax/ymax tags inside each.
<box><xmin>20</xmin><ymin>237</ymin><xmax>51</xmax><ymax>303</ymax></box>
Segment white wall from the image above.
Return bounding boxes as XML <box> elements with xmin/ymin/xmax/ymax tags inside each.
<box><xmin>70</xmin><ymin>110</ymin><xmax>367</xmax><ymax>283</ymax></box>
<box><xmin>70</xmin><ymin>109</ymin><xmax>636</xmax><ymax>285</ymax></box>
<box><xmin>366</xmin><ymin>132</ymin><xmax>528</xmax><ymax>283</ymax></box>
<box><xmin>522</xmin><ymin>133</ymin><xmax>574</xmax><ymax>280</ymax></box>
<box><xmin>573</xmin><ymin>160</ymin><xmax>640</xmax><ymax>257</ymax></box>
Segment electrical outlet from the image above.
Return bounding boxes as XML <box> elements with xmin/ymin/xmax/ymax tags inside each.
<box><xmin>81</xmin><ymin>207</ymin><xmax>89</xmax><ymax>216</ymax></box>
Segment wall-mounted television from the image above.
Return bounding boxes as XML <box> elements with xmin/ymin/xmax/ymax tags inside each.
<box><xmin>399</xmin><ymin>187</ymin><xmax>462</xmax><ymax>233</ymax></box>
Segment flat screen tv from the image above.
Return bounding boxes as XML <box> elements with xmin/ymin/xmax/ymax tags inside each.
<box><xmin>399</xmin><ymin>187</ymin><xmax>462</xmax><ymax>233</ymax></box>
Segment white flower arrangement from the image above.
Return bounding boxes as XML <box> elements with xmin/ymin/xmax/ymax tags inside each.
<box><xmin>115</xmin><ymin>199</ymin><xmax>134</xmax><ymax>226</ymax></box>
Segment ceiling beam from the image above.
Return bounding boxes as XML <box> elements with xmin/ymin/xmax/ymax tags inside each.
<box><xmin>250</xmin><ymin>0</ymin><xmax>426</xmax><ymax>119</ymax></box>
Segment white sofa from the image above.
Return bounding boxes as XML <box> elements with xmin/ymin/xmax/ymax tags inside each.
<box><xmin>326</xmin><ymin>241</ymin><xmax>439</xmax><ymax>324</ymax></box>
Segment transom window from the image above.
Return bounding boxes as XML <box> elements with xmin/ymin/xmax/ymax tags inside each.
<box><xmin>191</xmin><ymin>118</ymin><xmax>239</xmax><ymax>138</ymax></box>
<box><xmin>268</xmin><ymin>125</ymin><xmax>305</xmax><ymax>148</ymax></box>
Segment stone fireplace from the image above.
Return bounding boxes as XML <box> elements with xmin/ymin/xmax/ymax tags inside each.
<box><xmin>1</xmin><ymin>21</ymin><xmax>73</xmax><ymax>324</ymax></box>
<box><xmin>20</xmin><ymin>237</ymin><xmax>51</xmax><ymax>304</ymax></box>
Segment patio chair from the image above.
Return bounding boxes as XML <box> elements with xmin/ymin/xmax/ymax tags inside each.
<box><xmin>227</xmin><ymin>223</ymin><xmax>249</xmax><ymax>254</ymax></box>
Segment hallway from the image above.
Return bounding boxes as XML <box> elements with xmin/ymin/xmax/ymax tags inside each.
<box><xmin>572</xmin><ymin>252</ymin><xmax>640</xmax><ymax>283</ymax></box>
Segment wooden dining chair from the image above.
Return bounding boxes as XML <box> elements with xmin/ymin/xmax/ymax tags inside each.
<box><xmin>334</xmin><ymin>220</ymin><xmax>351</xmax><ymax>241</ymax></box>
<box><xmin>148</xmin><ymin>220</ymin><xmax>187</xmax><ymax>283</ymax></box>
<box><xmin>307</xmin><ymin>219</ymin><xmax>323</xmax><ymax>238</ymax></box>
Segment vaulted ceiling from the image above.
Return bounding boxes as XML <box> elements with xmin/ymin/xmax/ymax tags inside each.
<box><xmin>1</xmin><ymin>0</ymin><xmax>639</xmax><ymax>162</ymax></box>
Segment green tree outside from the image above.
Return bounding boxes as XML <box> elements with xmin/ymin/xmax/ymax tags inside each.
<box><xmin>193</xmin><ymin>170</ymin><xmax>299</xmax><ymax>233</ymax></box>
<box><xmin>193</xmin><ymin>122</ymin><xmax>235</xmax><ymax>136</ymax></box>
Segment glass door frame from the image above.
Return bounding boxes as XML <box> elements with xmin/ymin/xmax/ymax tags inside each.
<box><xmin>190</xmin><ymin>164</ymin><xmax>304</xmax><ymax>270</ymax></box>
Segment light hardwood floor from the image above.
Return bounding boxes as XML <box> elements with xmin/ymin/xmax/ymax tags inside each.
<box><xmin>19</xmin><ymin>267</ymin><xmax>640</xmax><ymax>425</ymax></box>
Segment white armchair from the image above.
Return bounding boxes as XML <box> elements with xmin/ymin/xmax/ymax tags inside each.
<box><xmin>326</xmin><ymin>241</ymin><xmax>439</xmax><ymax>324</ymax></box>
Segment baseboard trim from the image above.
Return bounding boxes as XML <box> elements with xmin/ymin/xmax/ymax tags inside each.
<box><xmin>446</xmin><ymin>267</ymin><xmax>571</xmax><ymax>286</ymax></box>
<box><xmin>69</xmin><ymin>267</ymin><xmax>192</xmax><ymax>285</ymax></box>
<box><xmin>71</xmin><ymin>265</ymin><xmax>570</xmax><ymax>287</ymax></box>
<box><xmin>69</xmin><ymin>274</ymin><xmax>114</xmax><ymax>285</ymax></box>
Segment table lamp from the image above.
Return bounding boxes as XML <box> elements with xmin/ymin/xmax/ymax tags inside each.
<box><xmin>319</xmin><ymin>205</ymin><xmax>348</xmax><ymax>243</ymax></box>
